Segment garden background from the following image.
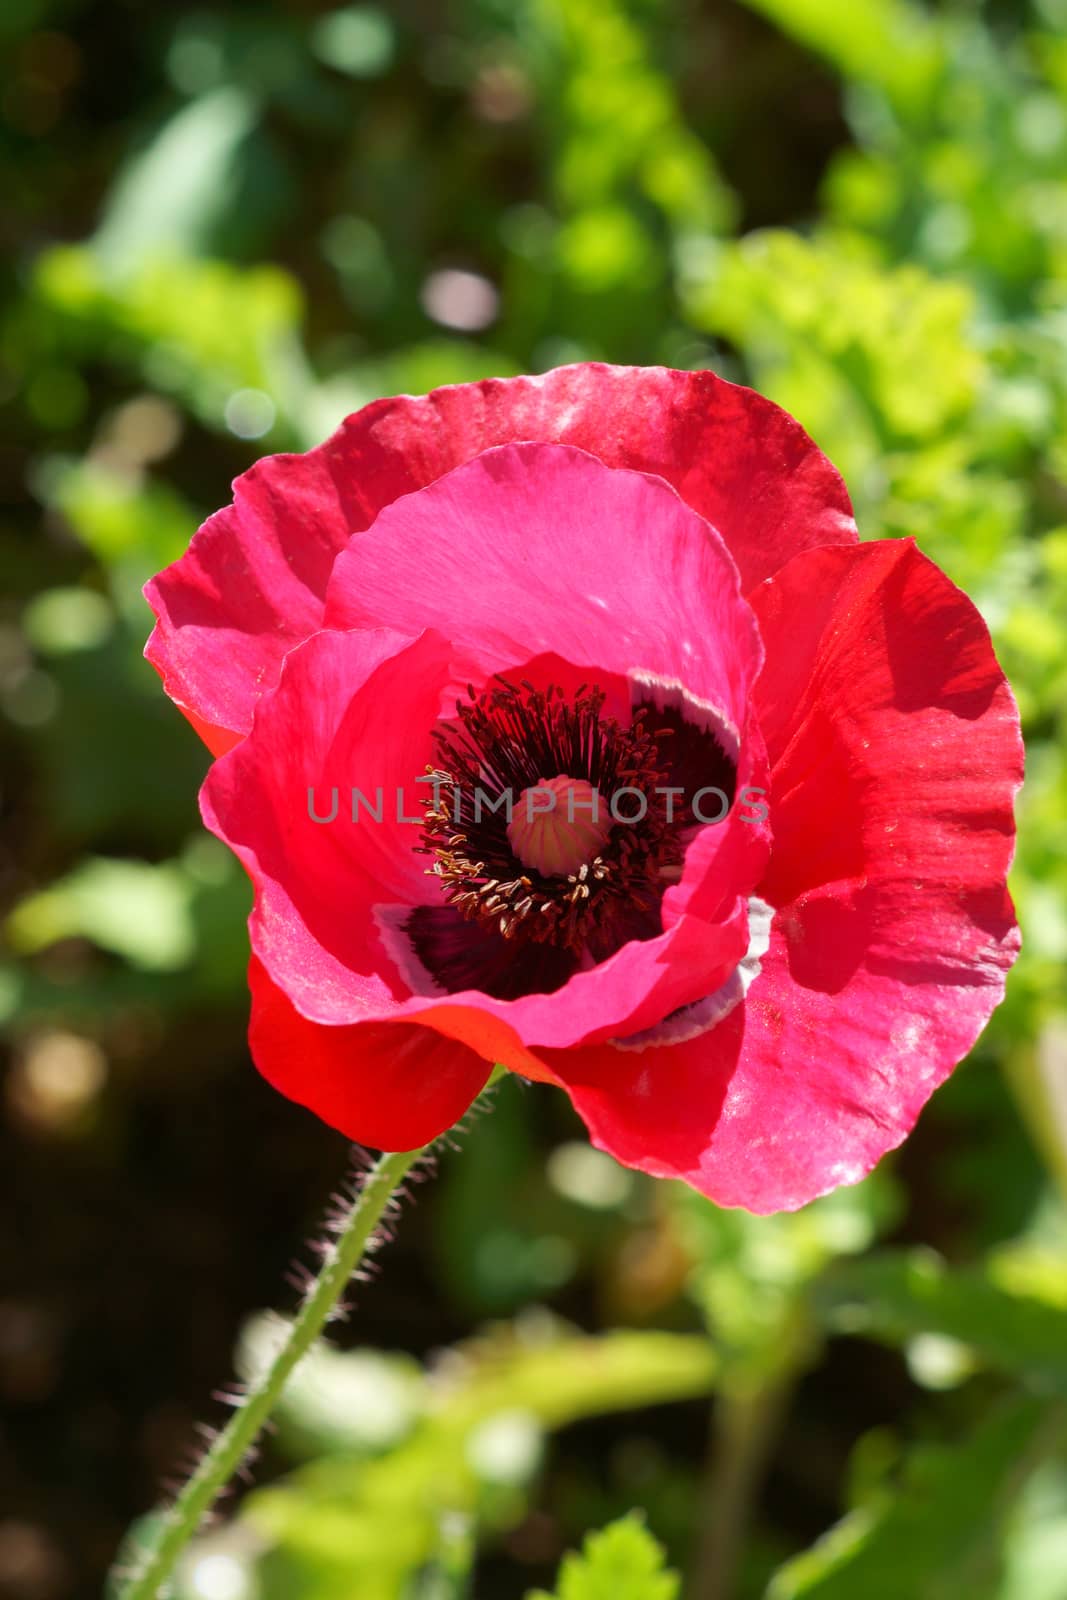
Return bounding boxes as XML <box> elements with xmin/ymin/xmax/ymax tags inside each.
<box><xmin>3</xmin><ymin>0</ymin><xmax>1067</xmax><ymax>1597</ymax></box>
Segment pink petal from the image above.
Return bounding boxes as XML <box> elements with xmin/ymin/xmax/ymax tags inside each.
<box><xmin>346</xmin><ymin>363</ymin><xmax>856</xmax><ymax>596</ymax></box>
<box><xmin>325</xmin><ymin>442</ymin><xmax>762</xmax><ymax>744</ymax></box>
<box><xmin>146</xmin><ymin>476</ymin><xmax>359</xmax><ymax>757</ymax></box>
<box><xmin>145</xmin><ymin>364</ymin><xmax>854</xmax><ymax>749</ymax></box>
<box><xmin>200</xmin><ymin>625</ymin><xmax>453</xmax><ymax>1021</ymax></box>
<box><xmin>547</xmin><ymin>539</ymin><xmax>1021</xmax><ymax>1212</ymax></box>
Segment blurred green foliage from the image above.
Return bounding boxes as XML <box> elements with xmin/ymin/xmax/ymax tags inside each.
<box><xmin>767</xmin><ymin>1397</ymin><xmax>1066</xmax><ymax>1600</ymax></box>
<box><xmin>4</xmin><ymin>0</ymin><xmax>1067</xmax><ymax>1598</ymax></box>
<box><xmin>214</xmin><ymin>1314</ymin><xmax>714</xmax><ymax>1600</ymax></box>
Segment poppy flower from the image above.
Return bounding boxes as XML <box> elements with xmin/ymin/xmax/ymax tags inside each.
<box><xmin>145</xmin><ymin>364</ymin><xmax>1021</xmax><ymax>1213</ymax></box>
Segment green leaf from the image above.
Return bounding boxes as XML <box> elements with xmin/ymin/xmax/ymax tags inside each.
<box><xmin>690</xmin><ymin>229</ymin><xmax>985</xmax><ymax>454</ymax></box>
<box><xmin>33</xmin><ymin>247</ymin><xmax>308</xmax><ymax>442</ymax></box>
<box><xmin>527</xmin><ymin>1514</ymin><xmax>679</xmax><ymax>1600</ymax></box>
<box><xmin>686</xmin><ymin>228</ymin><xmax>1025</xmax><ymax>602</ymax></box>
<box><xmin>767</xmin><ymin>1398</ymin><xmax>1067</xmax><ymax>1600</ymax></box>
<box><xmin>738</xmin><ymin>0</ymin><xmax>944</xmax><ymax>111</ymax></box>
<box><xmin>814</xmin><ymin>1245</ymin><xmax>1067</xmax><ymax>1394</ymax></box>
<box><xmin>93</xmin><ymin>88</ymin><xmax>258</xmax><ymax>270</ymax></box>
<box><xmin>6</xmin><ymin>857</ymin><xmax>196</xmax><ymax>972</ymax></box>
<box><xmin>3</xmin><ymin>841</ymin><xmax>249</xmax><ymax>1003</ymax></box>
<box><xmin>531</xmin><ymin>0</ymin><xmax>735</xmax><ymax>232</ymax></box>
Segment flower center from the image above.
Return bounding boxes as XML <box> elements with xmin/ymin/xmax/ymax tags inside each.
<box><xmin>417</xmin><ymin>676</ymin><xmax>682</xmax><ymax>961</ymax></box>
<box><xmin>507</xmin><ymin>775</ymin><xmax>613</xmax><ymax>878</ymax></box>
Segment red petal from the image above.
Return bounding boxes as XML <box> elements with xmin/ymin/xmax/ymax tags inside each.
<box><xmin>145</xmin><ymin>364</ymin><xmax>854</xmax><ymax>748</ymax></box>
<box><xmin>248</xmin><ymin>957</ymin><xmax>491</xmax><ymax>1149</ymax></box>
<box><xmin>547</xmin><ymin>539</ymin><xmax>1021</xmax><ymax>1212</ymax></box>
<box><xmin>752</xmin><ymin>538</ymin><xmax>1022</xmax><ymax>923</ymax></box>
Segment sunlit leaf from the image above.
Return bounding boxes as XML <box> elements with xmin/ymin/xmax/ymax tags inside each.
<box><xmin>93</xmin><ymin>88</ymin><xmax>258</xmax><ymax>270</ymax></box>
<box><xmin>527</xmin><ymin>1514</ymin><xmax>679</xmax><ymax>1600</ymax></box>
<box><xmin>7</xmin><ymin>857</ymin><xmax>197</xmax><ymax>972</ymax></box>
<box><xmin>738</xmin><ymin>0</ymin><xmax>944</xmax><ymax>110</ymax></box>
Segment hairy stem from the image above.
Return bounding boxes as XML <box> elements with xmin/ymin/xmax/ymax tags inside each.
<box><xmin>116</xmin><ymin>1141</ymin><xmax>428</xmax><ymax>1600</ymax></box>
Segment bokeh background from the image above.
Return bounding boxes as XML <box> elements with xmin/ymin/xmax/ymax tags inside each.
<box><xmin>3</xmin><ymin>1</ymin><xmax>1067</xmax><ymax>1597</ymax></box>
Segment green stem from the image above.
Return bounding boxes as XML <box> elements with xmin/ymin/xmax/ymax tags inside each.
<box><xmin>117</xmin><ymin>1142</ymin><xmax>427</xmax><ymax>1600</ymax></box>
<box><xmin>689</xmin><ymin>1374</ymin><xmax>796</xmax><ymax>1600</ymax></box>
<box><xmin>424</xmin><ymin>1511</ymin><xmax>476</xmax><ymax>1600</ymax></box>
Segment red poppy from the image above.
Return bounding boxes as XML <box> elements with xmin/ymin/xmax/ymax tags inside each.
<box><xmin>145</xmin><ymin>365</ymin><xmax>1021</xmax><ymax>1212</ymax></box>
